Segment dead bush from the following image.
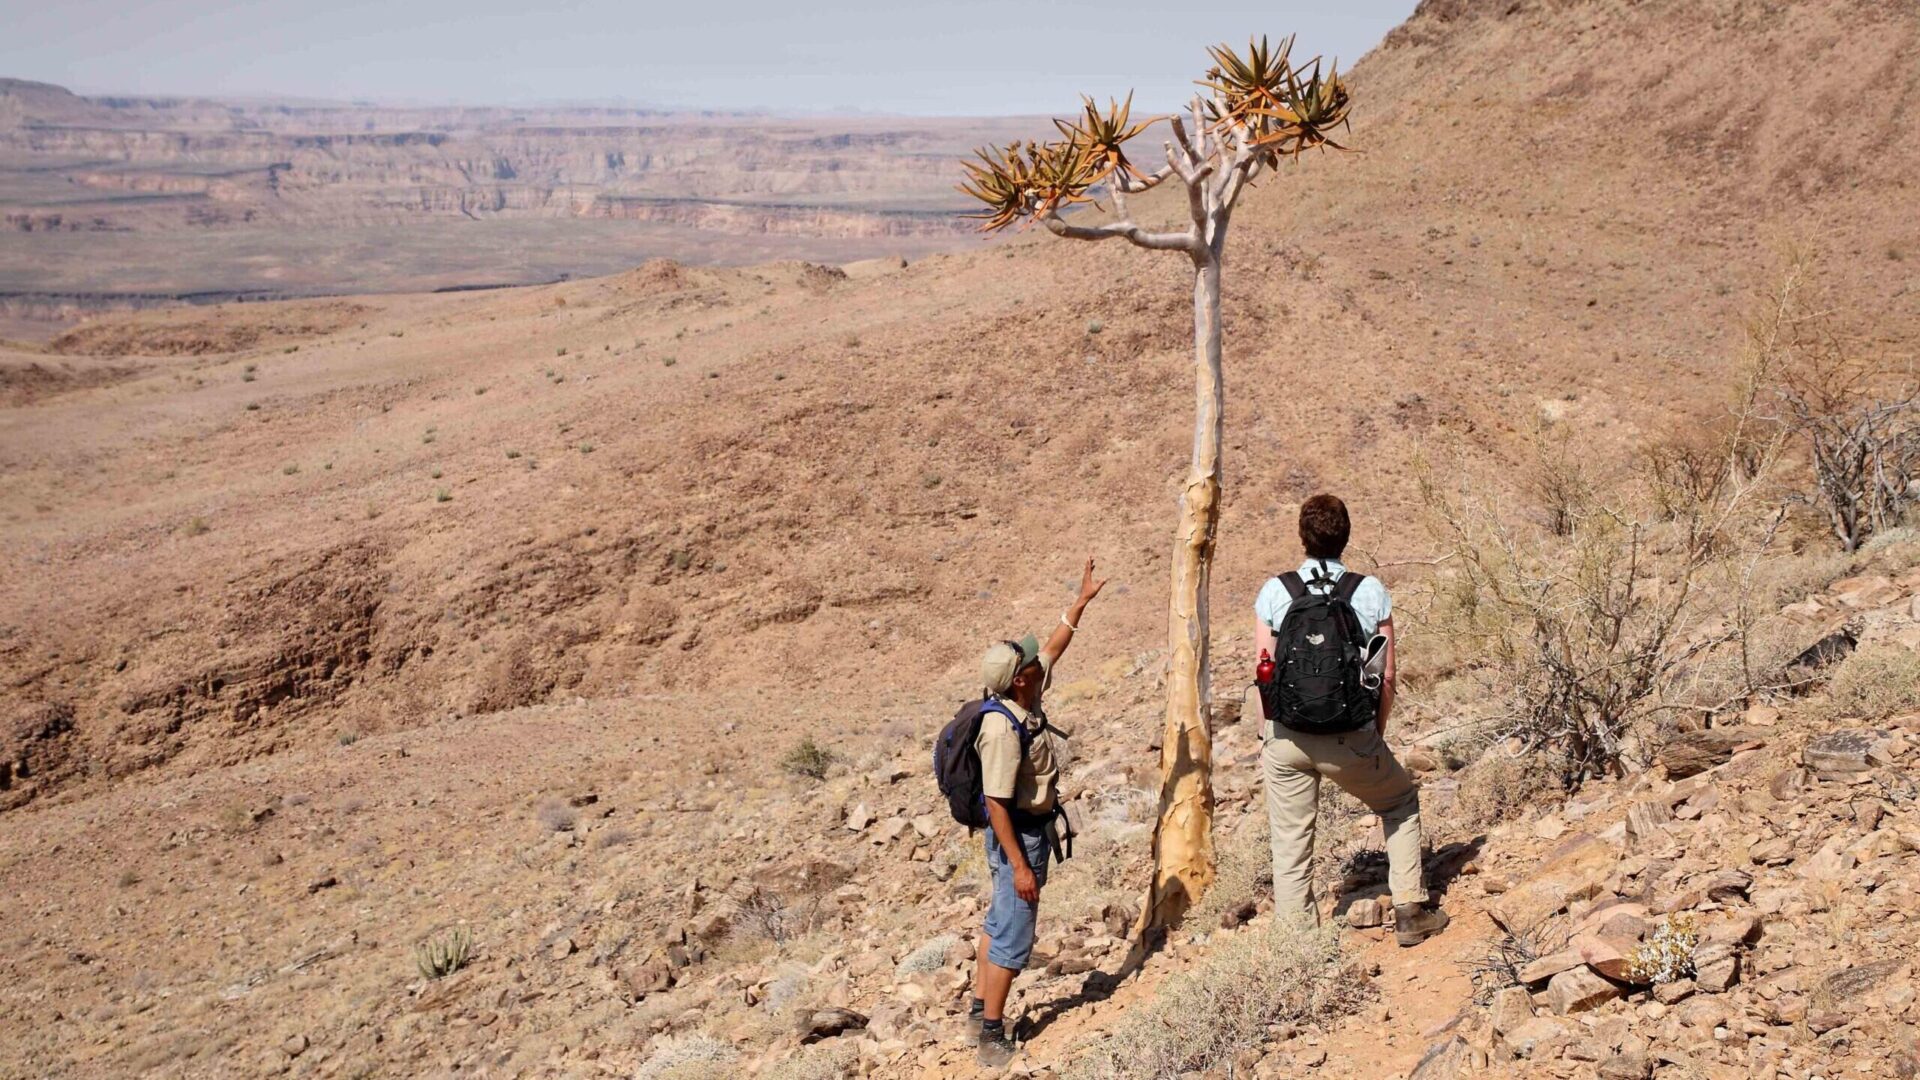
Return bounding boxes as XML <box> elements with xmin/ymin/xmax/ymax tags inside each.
<box><xmin>1769</xmin><ymin>294</ymin><xmax>1920</xmax><ymax>552</ymax></box>
<box><xmin>535</xmin><ymin>799</ymin><xmax>577</xmax><ymax>832</ymax></box>
<box><xmin>733</xmin><ymin>887</ymin><xmax>828</xmax><ymax>945</ymax></box>
<box><xmin>1826</xmin><ymin>645</ymin><xmax>1920</xmax><ymax>720</ymax></box>
<box><xmin>1065</xmin><ymin>924</ymin><xmax>1369</xmax><ymax>1080</ymax></box>
<box><xmin>634</xmin><ymin>1034</ymin><xmax>736</xmax><ymax>1080</ymax></box>
<box><xmin>1463</xmin><ymin>914</ymin><xmax>1567</xmax><ymax>1003</ymax></box>
<box><xmin>1420</xmin><ymin>302</ymin><xmax>1788</xmax><ymax>782</ymax></box>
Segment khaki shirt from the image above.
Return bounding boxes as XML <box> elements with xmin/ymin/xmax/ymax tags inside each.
<box><xmin>976</xmin><ymin>659</ymin><xmax>1061</xmax><ymax>815</ymax></box>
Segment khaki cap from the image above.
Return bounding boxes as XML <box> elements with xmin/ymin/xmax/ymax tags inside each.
<box><xmin>981</xmin><ymin>634</ymin><xmax>1041</xmax><ymax>695</ymax></box>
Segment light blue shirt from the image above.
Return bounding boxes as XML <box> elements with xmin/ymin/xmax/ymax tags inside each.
<box><xmin>1254</xmin><ymin>559</ymin><xmax>1392</xmax><ymax>637</ymax></box>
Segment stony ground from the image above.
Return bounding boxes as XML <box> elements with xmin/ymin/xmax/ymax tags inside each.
<box><xmin>2</xmin><ymin>555</ymin><xmax>1915</xmax><ymax>1078</ymax></box>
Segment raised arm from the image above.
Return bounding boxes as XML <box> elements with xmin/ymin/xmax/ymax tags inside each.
<box><xmin>1041</xmin><ymin>557</ymin><xmax>1108</xmax><ymax>667</ymax></box>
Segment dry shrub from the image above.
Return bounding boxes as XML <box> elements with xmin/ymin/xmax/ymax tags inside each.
<box><xmin>535</xmin><ymin>798</ymin><xmax>577</xmax><ymax>832</ymax></box>
<box><xmin>1768</xmin><ymin>274</ymin><xmax>1920</xmax><ymax>552</ymax></box>
<box><xmin>1528</xmin><ymin>420</ymin><xmax>1597</xmax><ymax>537</ymax></box>
<box><xmin>634</xmin><ymin>1034</ymin><xmax>736</xmax><ymax>1080</ymax></box>
<box><xmin>1463</xmin><ymin>914</ymin><xmax>1568</xmax><ymax>1003</ymax></box>
<box><xmin>1187</xmin><ymin>816</ymin><xmax>1273</xmax><ymax>929</ymax></box>
<box><xmin>1419</xmin><ymin>311</ymin><xmax>1788</xmax><ymax>783</ymax></box>
<box><xmin>733</xmin><ymin>887</ymin><xmax>830</xmax><ymax>946</ymax></box>
<box><xmin>1065</xmin><ymin>924</ymin><xmax>1368</xmax><ymax>1080</ymax></box>
<box><xmin>760</xmin><ymin>1043</ymin><xmax>857</xmax><ymax>1080</ymax></box>
<box><xmin>896</xmin><ymin>934</ymin><xmax>958</xmax><ymax>977</ymax></box>
<box><xmin>780</xmin><ymin>738</ymin><xmax>834</xmax><ymax>781</ymax></box>
<box><xmin>1452</xmin><ymin>744</ymin><xmax>1563</xmax><ymax>832</ymax></box>
<box><xmin>1826</xmin><ymin>646</ymin><xmax>1920</xmax><ymax>720</ymax></box>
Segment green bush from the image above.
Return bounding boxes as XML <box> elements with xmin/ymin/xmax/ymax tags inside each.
<box><xmin>781</xmin><ymin>738</ymin><xmax>833</xmax><ymax>781</ymax></box>
<box><xmin>416</xmin><ymin>926</ymin><xmax>472</xmax><ymax>979</ymax></box>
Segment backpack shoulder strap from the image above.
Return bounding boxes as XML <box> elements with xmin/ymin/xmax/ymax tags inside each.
<box><xmin>1277</xmin><ymin>571</ymin><xmax>1307</xmax><ymax>601</ymax></box>
<box><xmin>980</xmin><ymin>699</ymin><xmax>1038</xmax><ymax>751</ymax></box>
<box><xmin>1333</xmin><ymin>571</ymin><xmax>1367</xmax><ymax>604</ymax></box>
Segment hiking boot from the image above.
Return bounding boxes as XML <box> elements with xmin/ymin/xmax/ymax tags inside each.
<box><xmin>976</xmin><ymin>1022</ymin><xmax>1017</xmax><ymax>1069</ymax></box>
<box><xmin>1394</xmin><ymin>902</ymin><xmax>1450</xmax><ymax>947</ymax></box>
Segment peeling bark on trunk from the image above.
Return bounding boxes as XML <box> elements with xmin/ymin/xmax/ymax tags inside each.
<box><xmin>1143</xmin><ymin>253</ymin><xmax>1223</xmax><ymax>929</ymax></box>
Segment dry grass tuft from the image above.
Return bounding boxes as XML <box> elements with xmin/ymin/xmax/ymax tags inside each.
<box><xmin>1186</xmin><ymin>816</ymin><xmax>1272</xmax><ymax>930</ymax></box>
<box><xmin>1827</xmin><ymin>645</ymin><xmax>1920</xmax><ymax>720</ymax></box>
<box><xmin>1065</xmin><ymin>924</ymin><xmax>1368</xmax><ymax>1080</ymax></box>
<box><xmin>1452</xmin><ymin>744</ymin><xmax>1564</xmax><ymax>832</ymax></box>
<box><xmin>634</xmin><ymin>1034</ymin><xmax>736</xmax><ymax>1080</ymax></box>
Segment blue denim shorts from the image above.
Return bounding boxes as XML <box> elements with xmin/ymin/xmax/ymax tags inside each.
<box><xmin>983</xmin><ymin>825</ymin><xmax>1052</xmax><ymax>970</ymax></box>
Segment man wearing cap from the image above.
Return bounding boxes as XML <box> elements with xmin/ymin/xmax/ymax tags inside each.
<box><xmin>971</xmin><ymin>557</ymin><xmax>1105</xmax><ymax>1067</ymax></box>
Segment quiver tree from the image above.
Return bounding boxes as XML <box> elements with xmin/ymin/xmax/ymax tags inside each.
<box><xmin>958</xmin><ymin>36</ymin><xmax>1353</xmax><ymax>931</ymax></box>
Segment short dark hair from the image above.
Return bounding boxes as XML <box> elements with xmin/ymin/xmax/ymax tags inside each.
<box><xmin>1299</xmin><ymin>494</ymin><xmax>1351</xmax><ymax>560</ymax></box>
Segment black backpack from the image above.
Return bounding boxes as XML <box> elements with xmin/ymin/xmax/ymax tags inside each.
<box><xmin>1258</xmin><ymin>566</ymin><xmax>1378</xmax><ymax>734</ymax></box>
<box><xmin>933</xmin><ymin>699</ymin><xmax>1028</xmax><ymax>828</ymax></box>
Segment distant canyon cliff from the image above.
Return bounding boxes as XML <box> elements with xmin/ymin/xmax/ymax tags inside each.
<box><xmin>0</xmin><ymin>79</ymin><xmax>1044</xmax><ymax>312</ymax></box>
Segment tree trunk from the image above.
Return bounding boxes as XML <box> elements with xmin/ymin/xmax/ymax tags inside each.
<box><xmin>1143</xmin><ymin>252</ymin><xmax>1223</xmax><ymax>930</ymax></box>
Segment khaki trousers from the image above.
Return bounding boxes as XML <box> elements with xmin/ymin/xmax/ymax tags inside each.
<box><xmin>1260</xmin><ymin>713</ymin><xmax>1428</xmax><ymax>920</ymax></box>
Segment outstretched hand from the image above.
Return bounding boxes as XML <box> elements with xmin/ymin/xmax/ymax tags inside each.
<box><xmin>1077</xmin><ymin>557</ymin><xmax>1109</xmax><ymax>605</ymax></box>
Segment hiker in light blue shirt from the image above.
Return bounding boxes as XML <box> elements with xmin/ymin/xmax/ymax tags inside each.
<box><xmin>1254</xmin><ymin>558</ymin><xmax>1392</xmax><ymax>638</ymax></box>
<box><xmin>1248</xmin><ymin>494</ymin><xmax>1448</xmax><ymax>948</ymax></box>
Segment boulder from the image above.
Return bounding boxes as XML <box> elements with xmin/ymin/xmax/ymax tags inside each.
<box><xmin>1768</xmin><ymin>767</ymin><xmax>1814</xmax><ymax>800</ymax></box>
<box><xmin>1489</xmin><ymin>833</ymin><xmax>1617</xmax><ymax>933</ymax></box>
<box><xmin>1700</xmin><ymin>868</ymin><xmax>1752</xmax><ymax>903</ymax></box>
<box><xmin>1506</xmin><ymin>1015</ymin><xmax>1574</xmax><ymax>1057</ymax></box>
<box><xmin>1598</xmin><ymin>1051</ymin><xmax>1652</xmax><ymax>1080</ymax></box>
<box><xmin>1787</xmin><ymin>627</ymin><xmax>1857</xmax><ymax>673</ymax></box>
<box><xmin>844</xmin><ymin>803</ymin><xmax>873</xmax><ymax>832</ymax></box>
<box><xmin>1652</xmin><ymin>979</ymin><xmax>1696</xmax><ymax>1004</ymax></box>
<box><xmin>1489</xmin><ymin>985</ymin><xmax>1536</xmax><ymax>1036</ymax></box>
<box><xmin>1802</xmin><ymin>729</ymin><xmax>1892</xmax><ymax>775</ymax></box>
<box><xmin>1517</xmin><ymin>949</ymin><xmax>1586</xmax><ymax>985</ymax></box>
<box><xmin>799</xmin><ymin>1007</ymin><xmax>868</xmax><ymax>1043</ymax></box>
<box><xmin>1573</xmin><ymin>932</ymin><xmax>1642</xmax><ymax>983</ymax></box>
<box><xmin>1546</xmin><ymin>967</ymin><xmax>1627</xmax><ymax>1015</ymax></box>
<box><xmin>1701</xmin><ymin>912</ymin><xmax>1761</xmax><ymax>947</ymax></box>
<box><xmin>1693</xmin><ymin>942</ymin><xmax>1739</xmax><ymax>992</ymax></box>
<box><xmin>1814</xmin><ymin>958</ymin><xmax>1907</xmax><ymax>1008</ymax></box>
<box><xmin>622</xmin><ymin>959</ymin><xmax>673</xmax><ymax>998</ymax></box>
<box><xmin>1345</xmin><ymin>896</ymin><xmax>1387</xmax><ymax>929</ymax></box>
<box><xmin>1409</xmin><ymin>1037</ymin><xmax>1474</xmax><ymax>1080</ymax></box>
<box><xmin>1658</xmin><ymin>727</ymin><xmax>1766</xmax><ymax>780</ymax></box>
<box><xmin>1624</xmin><ymin>800</ymin><xmax>1672</xmax><ymax>847</ymax></box>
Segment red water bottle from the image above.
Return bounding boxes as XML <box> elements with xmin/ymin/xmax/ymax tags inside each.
<box><xmin>1256</xmin><ymin>649</ymin><xmax>1275</xmax><ymax>684</ymax></box>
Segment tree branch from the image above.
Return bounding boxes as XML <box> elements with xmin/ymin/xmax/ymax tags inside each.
<box><xmin>1042</xmin><ymin>212</ymin><xmax>1198</xmax><ymax>253</ymax></box>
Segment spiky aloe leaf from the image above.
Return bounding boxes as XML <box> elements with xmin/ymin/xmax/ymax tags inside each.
<box><xmin>1247</xmin><ymin>59</ymin><xmax>1352</xmax><ymax>157</ymax></box>
<box><xmin>1055</xmin><ymin>92</ymin><xmax>1164</xmax><ymax>185</ymax></box>
<box><xmin>956</xmin><ymin>139</ymin><xmax>1103</xmax><ymax>231</ymax></box>
<box><xmin>1198</xmin><ymin>34</ymin><xmax>1298</xmax><ymax>130</ymax></box>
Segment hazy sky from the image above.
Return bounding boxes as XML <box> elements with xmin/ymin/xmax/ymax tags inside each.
<box><xmin>2</xmin><ymin>0</ymin><xmax>1418</xmax><ymax>115</ymax></box>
